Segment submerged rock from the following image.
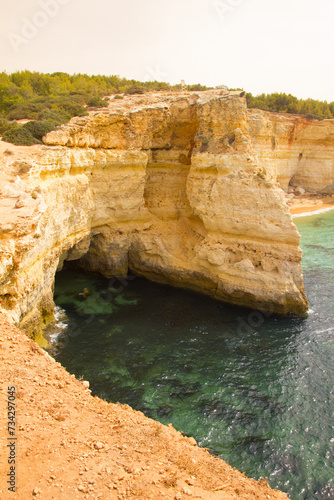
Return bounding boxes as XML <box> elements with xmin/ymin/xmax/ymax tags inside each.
<box><xmin>78</xmin><ymin>288</ymin><xmax>91</xmax><ymax>300</ymax></box>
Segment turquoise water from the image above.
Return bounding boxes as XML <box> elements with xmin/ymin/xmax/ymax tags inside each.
<box><xmin>48</xmin><ymin>210</ymin><xmax>334</xmax><ymax>500</ymax></box>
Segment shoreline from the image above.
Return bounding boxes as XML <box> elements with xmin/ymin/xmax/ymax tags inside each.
<box><xmin>287</xmin><ymin>195</ymin><xmax>334</xmax><ymax>217</ymax></box>
<box><xmin>291</xmin><ymin>204</ymin><xmax>334</xmax><ymax>218</ymax></box>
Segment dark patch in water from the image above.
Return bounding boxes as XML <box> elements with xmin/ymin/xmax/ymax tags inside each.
<box><xmin>169</xmin><ymin>381</ymin><xmax>202</xmax><ymax>399</ymax></box>
<box><xmin>239</xmin><ymin>435</ymin><xmax>269</xmax><ymax>457</ymax></box>
<box><xmin>156</xmin><ymin>405</ymin><xmax>174</xmax><ymax>417</ymax></box>
<box><xmin>312</xmin><ymin>218</ymin><xmax>326</xmax><ymax>227</ymax></box>
<box><xmin>305</xmin><ymin>244</ymin><xmax>334</xmax><ymax>253</ymax></box>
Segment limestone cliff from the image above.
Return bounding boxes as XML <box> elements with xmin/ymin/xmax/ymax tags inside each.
<box><xmin>0</xmin><ymin>91</ymin><xmax>309</xmax><ymax>336</ymax></box>
<box><xmin>248</xmin><ymin>109</ymin><xmax>334</xmax><ymax>193</ymax></box>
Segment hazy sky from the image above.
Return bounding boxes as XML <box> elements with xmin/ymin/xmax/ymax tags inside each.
<box><xmin>1</xmin><ymin>0</ymin><xmax>334</xmax><ymax>101</ymax></box>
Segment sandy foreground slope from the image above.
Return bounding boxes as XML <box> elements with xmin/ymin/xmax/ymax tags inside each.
<box><xmin>0</xmin><ymin>315</ymin><xmax>288</xmax><ymax>500</ymax></box>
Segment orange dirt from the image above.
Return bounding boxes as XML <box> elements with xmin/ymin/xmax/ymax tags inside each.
<box><xmin>0</xmin><ymin>315</ymin><xmax>289</xmax><ymax>500</ymax></box>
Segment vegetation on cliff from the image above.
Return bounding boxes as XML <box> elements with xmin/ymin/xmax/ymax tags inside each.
<box><xmin>1</xmin><ymin>69</ymin><xmax>333</xmax><ymax>146</ymax></box>
<box><xmin>0</xmin><ymin>71</ymin><xmax>209</xmax><ymax>145</ymax></box>
<box><xmin>246</xmin><ymin>92</ymin><xmax>334</xmax><ymax>120</ymax></box>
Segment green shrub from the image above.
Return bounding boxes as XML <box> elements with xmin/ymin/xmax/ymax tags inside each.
<box><xmin>54</xmin><ymin>99</ymin><xmax>87</xmax><ymax>117</ymax></box>
<box><xmin>154</xmin><ymin>82</ymin><xmax>170</xmax><ymax>91</ymax></box>
<box><xmin>246</xmin><ymin>92</ymin><xmax>334</xmax><ymax>119</ymax></box>
<box><xmin>35</xmin><ymin>108</ymin><xmax>69</xmax><ymax>124</ymax></box>
<box><xmin>304</xmin><ymin>113</ymin><xmax>324</xmax><ymax>121</ymax></box>
<box><xmin>124</xmin><ymin>85</ymin><xmax>146</xmax><ymax>95</ymax></box>
<box><xmin>113</xmin><ymin>94</ymin><xmax>124</xmax><ymax>99</ymax></box>
<box><xmin>69</xmin><ymin>91</ymin><xmax>90</xmax><ymax>105</ymax></box>
<box><xmin>2</xmin><ymin>126</ymin><xmax>39</xmax><ymax>146</ymax></box>
<box><xmin>2</xmin><ymin>119</ymin><xmax>60</xmax><ymax>145</ymax></box>
<box><xmin>7</xmin><ymin>102</ymin><xmax>45</xmax><ymax>120</ymax></box>
<box><xmin>7</xmin><ymin>97</ymin><xmax>88</xmax><ymax>122</ymax></box>
<box><xmin>87</xmin><ymin>96</ymin><xmax>108</xmax><ymax>107</ymax></box>
<box><xmin>0</xmin><ymin>118</ymin><xmax>14</xmax><ymax>135</ymax></box>
<box><xmin>22</xmin><ymin>120</ymin><xmax>56</xmax><ymax>141</ymax></box>
<box><xmin>187</xmin><ymin>84</ymin><xmax>210</xmax><ymax>91</ymax></box>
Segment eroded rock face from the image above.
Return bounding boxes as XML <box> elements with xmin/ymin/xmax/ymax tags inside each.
<box><xmin>0</xmin><ymin>91</ymin><xmax>309</xmax><ymax>337</ymax></box>
<box><xmin>248</xmin><ymin>109</ymin><xmax>334</xmax><ymax>192</ymax></box>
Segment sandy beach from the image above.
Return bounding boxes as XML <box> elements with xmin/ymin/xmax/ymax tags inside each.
<box><xmin>287</xmin><ymin>195</ymin><xmax>334</xmax><ymax>217</ymax></box>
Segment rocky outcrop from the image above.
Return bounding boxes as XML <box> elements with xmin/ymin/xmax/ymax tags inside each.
<box><xmin>248</xmin><ymin>109</ymin><xmax>334</xmax><ymax>192</ymax></box>
<box><xmin>0</xmin><ymin>91</ymin><xmax>309</xmax><ymax>337</ymax></box>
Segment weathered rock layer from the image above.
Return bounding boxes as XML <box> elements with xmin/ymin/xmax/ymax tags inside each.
<box><xmin>0</xmin><ymin>91</ymin><xmax>313</xmax><ymax>336</ymax></box>
<box><xmin>248</xmin><ymin>109</ymin><xmax>334</xmax><ymax>193</ymax></box>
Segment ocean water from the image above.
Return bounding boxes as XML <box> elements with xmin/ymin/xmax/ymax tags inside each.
<box><xmin>47</xmin><ymin>210</ymin><xmax>334</xmax><ymax>500</ymax></box>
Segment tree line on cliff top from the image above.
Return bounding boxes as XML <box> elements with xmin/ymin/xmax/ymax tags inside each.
<box><xmin>0</xmin><ymin>71</ymin><xmax>209</xmax><ymax>145</ymax></box>
<box><xmin>245</xmin><ymin>92</ymin><xmax>334</xmax><ymax>119</ymax></box>
<box><xmin>0</xmin><ymin>70</ymin><xmax>333</xmax><ymax>146</ymax></box>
